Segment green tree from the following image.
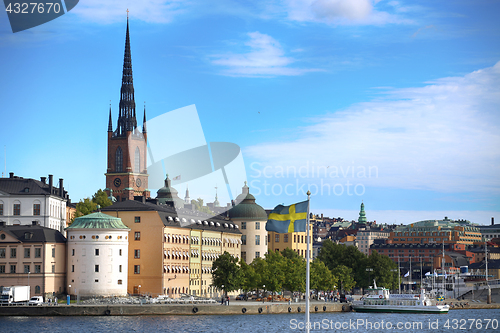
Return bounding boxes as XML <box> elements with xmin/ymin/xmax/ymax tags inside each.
<box><xmin>211</xmin><ymin>251</ymin><xmax>241</xmax><ymax>297</ymax></box>
<box><xmin>262</xmin><ymin>250</ymin><xmax>286</xmax><ymax>301</ymax></box>
<box><xmin>366</xmin><ymin>250</ymin><xmax>398</xmax><ymax>289</ymax></box>
<box><xmin>250</xmin><ymin>257</ymin><xmax>267</xmax><ymax>293</ymax></box>
<box><xmin>239</xmin><ymin>259</ymin><xmax>259</xmax><ymax>294</ymax></box>
<box><xmin>70</xmin><ymin>189</ymin><xmax>113</xmax><ymax>224</ymax></box>
<box><xmin>281</xmin><ymin>248</ymin><xmax>306</xmax><ymax>294</ymax></box>
<box><xmin>333</xmin><ymin>265</ymin><xmax>355</xmax><ymax>292</ymax></box>
<box><xmin>310</xmin><ymin>259</ymin><xmax>337</xmax><ymax>297</ymax></box>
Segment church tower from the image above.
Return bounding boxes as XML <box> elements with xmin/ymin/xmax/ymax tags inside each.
<box><xmin>105</xmin><ymin>16</ymin><xmax>149</xmax><ymax>201</ymax></box>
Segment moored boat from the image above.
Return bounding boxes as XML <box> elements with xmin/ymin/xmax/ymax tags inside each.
<box><xmin>352</xmin><ymin>282</ymin><xmax>449</xmax><ymax>314</ymax></box>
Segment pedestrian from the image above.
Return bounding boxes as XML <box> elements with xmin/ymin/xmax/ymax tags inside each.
<box><xmin>55</xmin><ymin>297</ymin><xmax>58</xmax><ymax>305</ymax></box>
<box><xmin>226</xmin><ymin>295</ymin><xmax>230</xmax><ymax>306</ymax></box>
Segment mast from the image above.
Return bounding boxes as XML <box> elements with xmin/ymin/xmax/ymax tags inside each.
<box><xmin>305</xmin><ymin>191</ymin><xmax>311</xmax><ymax>333</ymax></box>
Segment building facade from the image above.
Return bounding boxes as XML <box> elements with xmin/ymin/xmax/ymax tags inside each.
<box><xmin>0</xmin><ymin>173</ymin><xmax>68</xmax><ymax>234</ymax></box>
<box><xmin>66</xmin><ymin>212</ymin><xmax>130</xmax><ymax>297</ymax></box>
<box><xmin>0</xmin><ymin>224</ymin><xmax>66</xmax><ymax>299</ymax></box>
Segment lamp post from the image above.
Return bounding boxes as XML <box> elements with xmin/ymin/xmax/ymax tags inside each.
<box><xmin>366</xmin><ymin>268</ymin><xmax>373</xmax><ymax>293</ymax></box>
<box><xmin>390</xmin><ymin>269</ymin><xmax>397</xmax><ymax>293</ymax></box>
<box><xmin>28</xmin><ymin>271</ymin><xmax>30</xmax><ymax>297</ymax></box>
<box><xmin>262</xmin><ymin>285</ymin><xmax>265</xmax><ymax>303</ymax></box>
<box><xmin>138</xmin><ymin>285</ymin><xmax>141</xmax><ymax>296</ymax></box>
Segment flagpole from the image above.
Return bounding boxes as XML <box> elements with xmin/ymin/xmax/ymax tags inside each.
<box><xmin>305</xmin><ymin>190</ymin><xmax>311</xmax><ymax>333</ymax></box>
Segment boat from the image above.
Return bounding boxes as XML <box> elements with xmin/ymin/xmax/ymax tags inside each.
<box><xmin>352</xmin><ymin>281</ymin><xmax>449</xmax><ymax>314</ymax></box>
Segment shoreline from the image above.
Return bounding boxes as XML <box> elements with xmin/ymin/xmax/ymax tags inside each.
<box><xmin>0</xmin><ymin>301</ymin><xmax>498</xmax><ymax>316</ymax></box>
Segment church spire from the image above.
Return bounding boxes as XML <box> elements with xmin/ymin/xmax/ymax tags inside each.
<box><xmin>143</xmin><ymin>102</ymin><xmax>147</xmax><ymax>133</ymax></box>
<box><xmin>108</xmin><ymin>102</ymin><xmax>112</xmax><ymax>132</ymax></box>
<box><xmin>117</xmin><ymin>15</ymin><xmax>137</xmax><ymax>135</ymax></box>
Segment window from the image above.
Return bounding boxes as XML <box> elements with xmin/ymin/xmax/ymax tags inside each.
<box><xmin>0</xmin><ymin>265</ymin><xmax>5</xmax><ymax>273</ymax></box>
<box><xmin>134</xmin><ymin>265</ymin><xmax>140</xmax><ymax>274</ymax></box>
<box><xmin>255</xmin><ymin>235</ymin><xmax>260</xmax><ymax>246</ymax></box>
<box><xmin>0</xmin><ymin>248</ymin><xmax>5</xmax><ymax>258</ymax></box>
<box><xmin>95</xmin><ymin>248</ymin><xmax>99</xmax><ymax>256</ymax></box>
<box><xmin>135</xmin><ymin>232</ymin><xmax>141</xmax><ymax>241</ymax></box>
<box><xmin>255</xmin><ymin>252</ymin><xmax>260</xmax><ymax>258</ymax></box>
<box><xmin>71</xmin><ymin>265</ymin><xmax>74</xmax><ymax>273</ymax></box>
<box><xmin>241</xmin><ymin>235</ymin><xmax>246</xmax><ymax>245</ymax></box>
<box><xmin>255</xmin><ymin>222</ymin><xmax>260</xmax><ymax>230</ymax></box>
<box><xmin>10</xmin><ymin>265</ymin><xmax>16</xmax><ymax>273</ymax></box>
<box><xmin>134</xmin><ymin>249</ymin><xmax>140</xmax><ymax>258</ymax></box>
<box><xmin>241</xmin><ymin>252</ymin><xmax>246</xmax><ymax>262</ymax></box>
<box><xmin>119</xmin><ymin>265</ymin><xmax>122</xmax><ymax>273</ymax></box>
<box><xmin>24</xmin><ymin>248</ymin><xmax>30</xmax><ymax>258</ymax></box>
<box><xmin>116</xmin><ymin>147</ymin><xmax>123</xmax><ymax>172</ymax></box>
<box><xmin>119</xmin><ymin>249</ymin><xmax>122</xmax><ymax>256</ymax></box>
<box><xmin>135</xmin><ymin>216</ymin><xmax>141</xmax><ymax>223</ymax></box>
<box><xmin>134</xmin><ymin>147</ymin><xmax>141</xmax><ymax>173</ymax></box>
<box><xmin>118</xmin><ymin>280</ymin><xmax>123</xmax><ymax>285</ymax></box>
<box><xmin>35</xmin><ymin>285</ymin><xmax>41</xmax><ymax>294</ymax></box>
<box><xmin>13</xmin><ymin>203</ymin><xmax>20</xmax><ymax>215</ymax></box>
<box><xmin>52</xmin><ymin>248</ymin><xmax>55</xmax><ymax>258</ymax></box>
<box><xmin>51</xmin><ymin>265</ymin><xmax>55</xmax><ymax>273</ymax></box>
<box><xmin>72</xmin><ymin>249</ymin><xmax>75</xmax><ymax>256</ymax></box>
<box><xmin>284</xmin><ymin>234</ymin><xmax>288</xmax><ymax>242</ymax></box>
<box><xmin>0</xmin><ymin>203</ymin><xmax>3</xmax><ymax>215</ymax></box>
<box><xmin>10</xmin><ymin>248</ymin><xmax>16</xmax><ymax>258</ymax></box>
<box><xmin>35</xmin><ymin>265</ymin><xmax>41</xmax><ymax>273</ymax></box>
<box><xmin>33</xmin><ymin>204</ymin><xmax>40</xmax><ymax>216</ymax></box>
<box><xmin>95</xmin><ymin>265</ymin><xmax>99</xmax><ymax>273</ymax></box>
<box><xmin>275</xmin><ymin>234</ymin><xmax>280</xmax><ymax>242</ymax></box>
<box><xmin>294</xmin><ymin>235</ymin><xmax>297</xmax><ymax>243</ymax></box>
<box><xmin>241</xmin><ymin>222</ymin><xmax>246</xmax><ymax>229</ymax></box>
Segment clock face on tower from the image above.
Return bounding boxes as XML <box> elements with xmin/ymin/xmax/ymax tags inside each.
<box><xmin>114</xmin><ymin>178</ymin><xmax>121</xmax><ymax>187</ymax></box>
<box><xmin>136</xmin><ymin>178</ymin><xmax>142</xmax><ymax>187</ymax></box>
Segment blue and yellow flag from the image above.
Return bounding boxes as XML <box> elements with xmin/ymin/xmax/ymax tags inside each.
<box><xmin>266</xmin><ymin>200</ymin><xmax>309</xmax><ymax>233</ymax></box>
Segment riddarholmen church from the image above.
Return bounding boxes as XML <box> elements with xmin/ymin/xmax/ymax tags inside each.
<box><xmin>105</xmin><ymin>17</ymin><xmax>149</xmax><ymax>202</ymax></box>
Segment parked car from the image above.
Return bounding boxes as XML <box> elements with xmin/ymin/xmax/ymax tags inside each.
<box><xmin>236</xmin><ymin>294</ymin><xmax>247</xmax><ymax>300</ymax></box>
<box><xmin>28</xmin><ymin>296</ymin><xmax>44</xmax><ymax>306</ymax></box>
<box><xmin>339</xmin><ymin>294</ymin><xmax>353</xmax><ymax>303</ymax></box>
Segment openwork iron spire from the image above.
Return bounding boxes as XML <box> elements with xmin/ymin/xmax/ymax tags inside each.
<box><xmin>117</xmin><ymin>16</ymin><xmax>137</xmax><ymax>135</ymax></box>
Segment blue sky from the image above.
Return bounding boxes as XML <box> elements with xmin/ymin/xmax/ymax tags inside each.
<box><xmin>1</xmin><ymin>0</ymin><xmax>499</xmax><ymax>225</ymax></box>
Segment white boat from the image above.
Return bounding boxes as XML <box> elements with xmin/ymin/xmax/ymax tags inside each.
<box><xmin>352</xmin><ymin>282</ymin><xmax>449</xmax><ymax>314</ymax></box>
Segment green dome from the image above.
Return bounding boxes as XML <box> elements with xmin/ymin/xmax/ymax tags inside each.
<box><xmin>67</xmin><ymin>212</ymin><xmax>129</xmax><ymax>229</ymax></box>
<box><xmin>228</xmin><ymin>184</ymin><xmax>267</xmax><ymax>220</ymax></box>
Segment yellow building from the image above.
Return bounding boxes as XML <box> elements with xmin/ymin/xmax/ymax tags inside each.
<box><xmin>268</xmin><ymin>222</ymin><xmax>313</xmax><ymax>259</ymax></box>
<box><xmin>0</xmin><ymin>224</ymin><xmax>66</xmax><ymax>300</ymax></box>
<box><xmin>102</xmin><ymin>200</ymin><xmax>241</xmax><ymax>298</ymax></box>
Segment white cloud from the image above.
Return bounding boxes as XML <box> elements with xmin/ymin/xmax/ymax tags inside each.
<box><xmin>71</xmin><ymin>0</ymin><xmax>190</xmax><ymax>24</ymax></box>
<box><xmin>245</xmin><ymin>61</ymin><xmax>500</xmax><ymax>193</ymax></box>
<box><xmin>282</xmin><ymin>0</ymin><xmax>410</xmax><ymax>25</ymax></box>
<box><xmin>210</xmin><ymin>32</ymin><xmax>321</xmax><ymax>77</ymax></box>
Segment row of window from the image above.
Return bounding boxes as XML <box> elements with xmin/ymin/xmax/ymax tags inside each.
<box><xmin>70</xmin><ymin>248</ymin><xmax>124</xmax><ymax>257</ymax></box>
<box><xmin>0</xmin><ymin>247</ymin><xmax>55</xmax><ymax>258</ymax></box>
<box><xmin>115</xmin><ymin>146</ymin><xmax>142</xmax><ymax>173</ymax></box>
<box><xmin>69</xmin><ymin>264</ymin><xmax>123</xmax><ymax>274</ymax></box>
<box><xmin>0</xmin><ymin>264</ymin><xmax>54</xmax><ymax>273</ymax></box>
<box><xmin>241</xmin><ymin>222</ymin><xmax>261</xmax><ymax>230</ymax></box>
<box><xmin>0</xmin><ymin>203</ymin><xmax>40</xmax><ymax>216</ymax></box>
<box><xmin>69</xmin><ymin>235</ymin><xmax>126</xmax><ymax>240</ymax></box>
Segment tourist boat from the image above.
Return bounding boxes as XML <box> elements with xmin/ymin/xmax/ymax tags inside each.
<box><xmin>352</xmin><ymin>282</ymin><xmax>449</xmax><ymax>314</ymax></box>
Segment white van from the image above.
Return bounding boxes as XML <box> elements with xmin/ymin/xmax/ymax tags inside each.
<box><xmin>28</xmin><ymin>296</ymin><xmax>44</xmax><ymax>305</ymax></box>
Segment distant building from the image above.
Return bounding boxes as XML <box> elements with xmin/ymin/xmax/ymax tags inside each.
<box><xmin>0</xmin><ymin>173</ymin><xmax>68</xmax><ymax>234</ymax></box>
<box><xmin>66</xmin><ymin>211</ymin><xmax>130</xmax><ymax>297</ymax></box>
<box><xmin>477</xmin><ymin>217</ymin><xmax>500</xmax><ymax>241</ymax></box>
<box><xmin>228</xmin><ymin>183</ymin><xmax>268</xmax><ymax>264</ymax></box>
<box><xmin>356</xmin><ymin>227</ymin><xmax>391</xmax><ymax>256</ymax></box>
<box><xmin>0</xmin><ymin>224</ymin><xmax>66</xmax><ymax>299</ymax></box>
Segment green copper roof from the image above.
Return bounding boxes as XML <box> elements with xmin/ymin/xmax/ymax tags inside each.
<box><xmin>67</xmin><ymin>212</ymin><xmax>129</xmax><ymax>230</ymax></box>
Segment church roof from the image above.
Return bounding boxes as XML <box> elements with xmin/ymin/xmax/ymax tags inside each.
<box><xmin>228</xmin><ymin>183</ymin><xmax>267</xmax><ymax>220</ymax></box>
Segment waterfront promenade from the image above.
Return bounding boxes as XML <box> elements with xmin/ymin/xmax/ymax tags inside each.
<box><xmin>0</xmin><ymin>299</ymin><xmax>498</xmax><ymax>316</ymax></box>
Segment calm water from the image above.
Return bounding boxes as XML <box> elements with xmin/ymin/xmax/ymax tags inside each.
<box><xmin>0</xmin><ymin>309</ymin><xmax>499</xmax><ymax>332</ymax></box>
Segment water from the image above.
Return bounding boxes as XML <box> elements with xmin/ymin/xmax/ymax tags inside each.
<box><xmin>0</xmin><ymin>309</ymin><xmax>499</xmax><ymax>332</ymax></box>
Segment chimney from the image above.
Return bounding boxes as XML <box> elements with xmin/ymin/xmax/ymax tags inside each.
<box><xmin>59</xmin><ymin>178</ymin><xmax>64</xmax><ymax>197</ymax></box>
<box><xmin>40</xmin><ymin>177</ymin><xmax>46</xmax><ymax>184</ymax></box>
<box><xmin>492</xmin><ymin>217</ymin><xmax>495</xmax><ymax>226</ymax></box>
<box><xmin>48</xmin><ymin>175</ymin><xmax>53</xmax><ymax>194</ymax></box>
<box><xmin>9</xmin><ymin>172</ymin><xmax>14</xmax><ymax>178</ymax></box>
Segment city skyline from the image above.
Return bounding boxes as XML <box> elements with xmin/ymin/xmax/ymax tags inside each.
<box><xmin>0</xmin><ymin>1</ymin><xmax>499</xmax><ymax>225</ymax></box>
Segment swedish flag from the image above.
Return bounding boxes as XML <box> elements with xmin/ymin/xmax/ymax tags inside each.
<box><xmin>266</xmin><ymin>200</ymin><xmax>309</xmax><ymax>233</ymax></box>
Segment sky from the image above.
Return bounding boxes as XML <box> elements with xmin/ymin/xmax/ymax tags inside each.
<box><xmin>0</xmin><ymin>0</ymin><xmax>499</xmax><ymax>225</ymax></box>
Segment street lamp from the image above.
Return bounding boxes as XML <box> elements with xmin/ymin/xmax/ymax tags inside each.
<box><xmin>28</xmin><ymin>271</ymin><xmax>30</xmax><ymax>297</ymax></box>
<box><xmin>390</xmin><ymin>269</ymin><xmax>397</xmax><ymax>292</ymax></box>
<box><xmin>366</xmin><ymin>268</ymin><xmax>373</xmax><ymax>288</ymax></box>
<box><xmin>138</xmin><ymin>285</ymin><xmax>141</xmax><ymax>296</ymax></box>
<box><xmin>262</xmin><ymin>285</ymin><xmax>265</xmax><ymax>303</ymax></box>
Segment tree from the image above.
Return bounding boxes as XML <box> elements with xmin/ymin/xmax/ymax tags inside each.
<box><xmin>310</xmin><ymin>259</ymin><xmax>337</xmax><ymax>297</ymax></box>
<box><xmin>239</xmin><ymin>259</ymin><xmax>259</xmax><ymax>295</ymax></box>
<box><xmin>366</xmin><ymin>250</ymin><xmax>398</xmax><ymax>289</ymax></box>
<box><xmin>250</xmin><ymin>257</ymin><xmax>267</xmax><ymax>294</ymax></box>
<box><xmin>281</xmin><ymin>248</ymin><xmax>306</xmax><ymax>294</ymax></box>
<box><xmin>211</xmin><ymin>251</ymin><xmax>241</xmax><ymax>297</ymax></box>
<box><xmin>70</xmin><ymin>189</ymin><xmax>113</xmax><ymax>224</ymax></box>
<box><xmin>262</xmin><ymin>250</ymin><xmax>286</xmax><ymax>301</ymax></box>
<box><xmin>333</xmin><ymin>265</ymin><xmax>355</xmax><ymax>293</ymax></box>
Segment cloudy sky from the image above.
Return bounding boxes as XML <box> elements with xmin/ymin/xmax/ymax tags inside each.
<box><xmin>0</xmin><ymin>0</ymin><xmax>499</xmax><ymax>225</ymax></box>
